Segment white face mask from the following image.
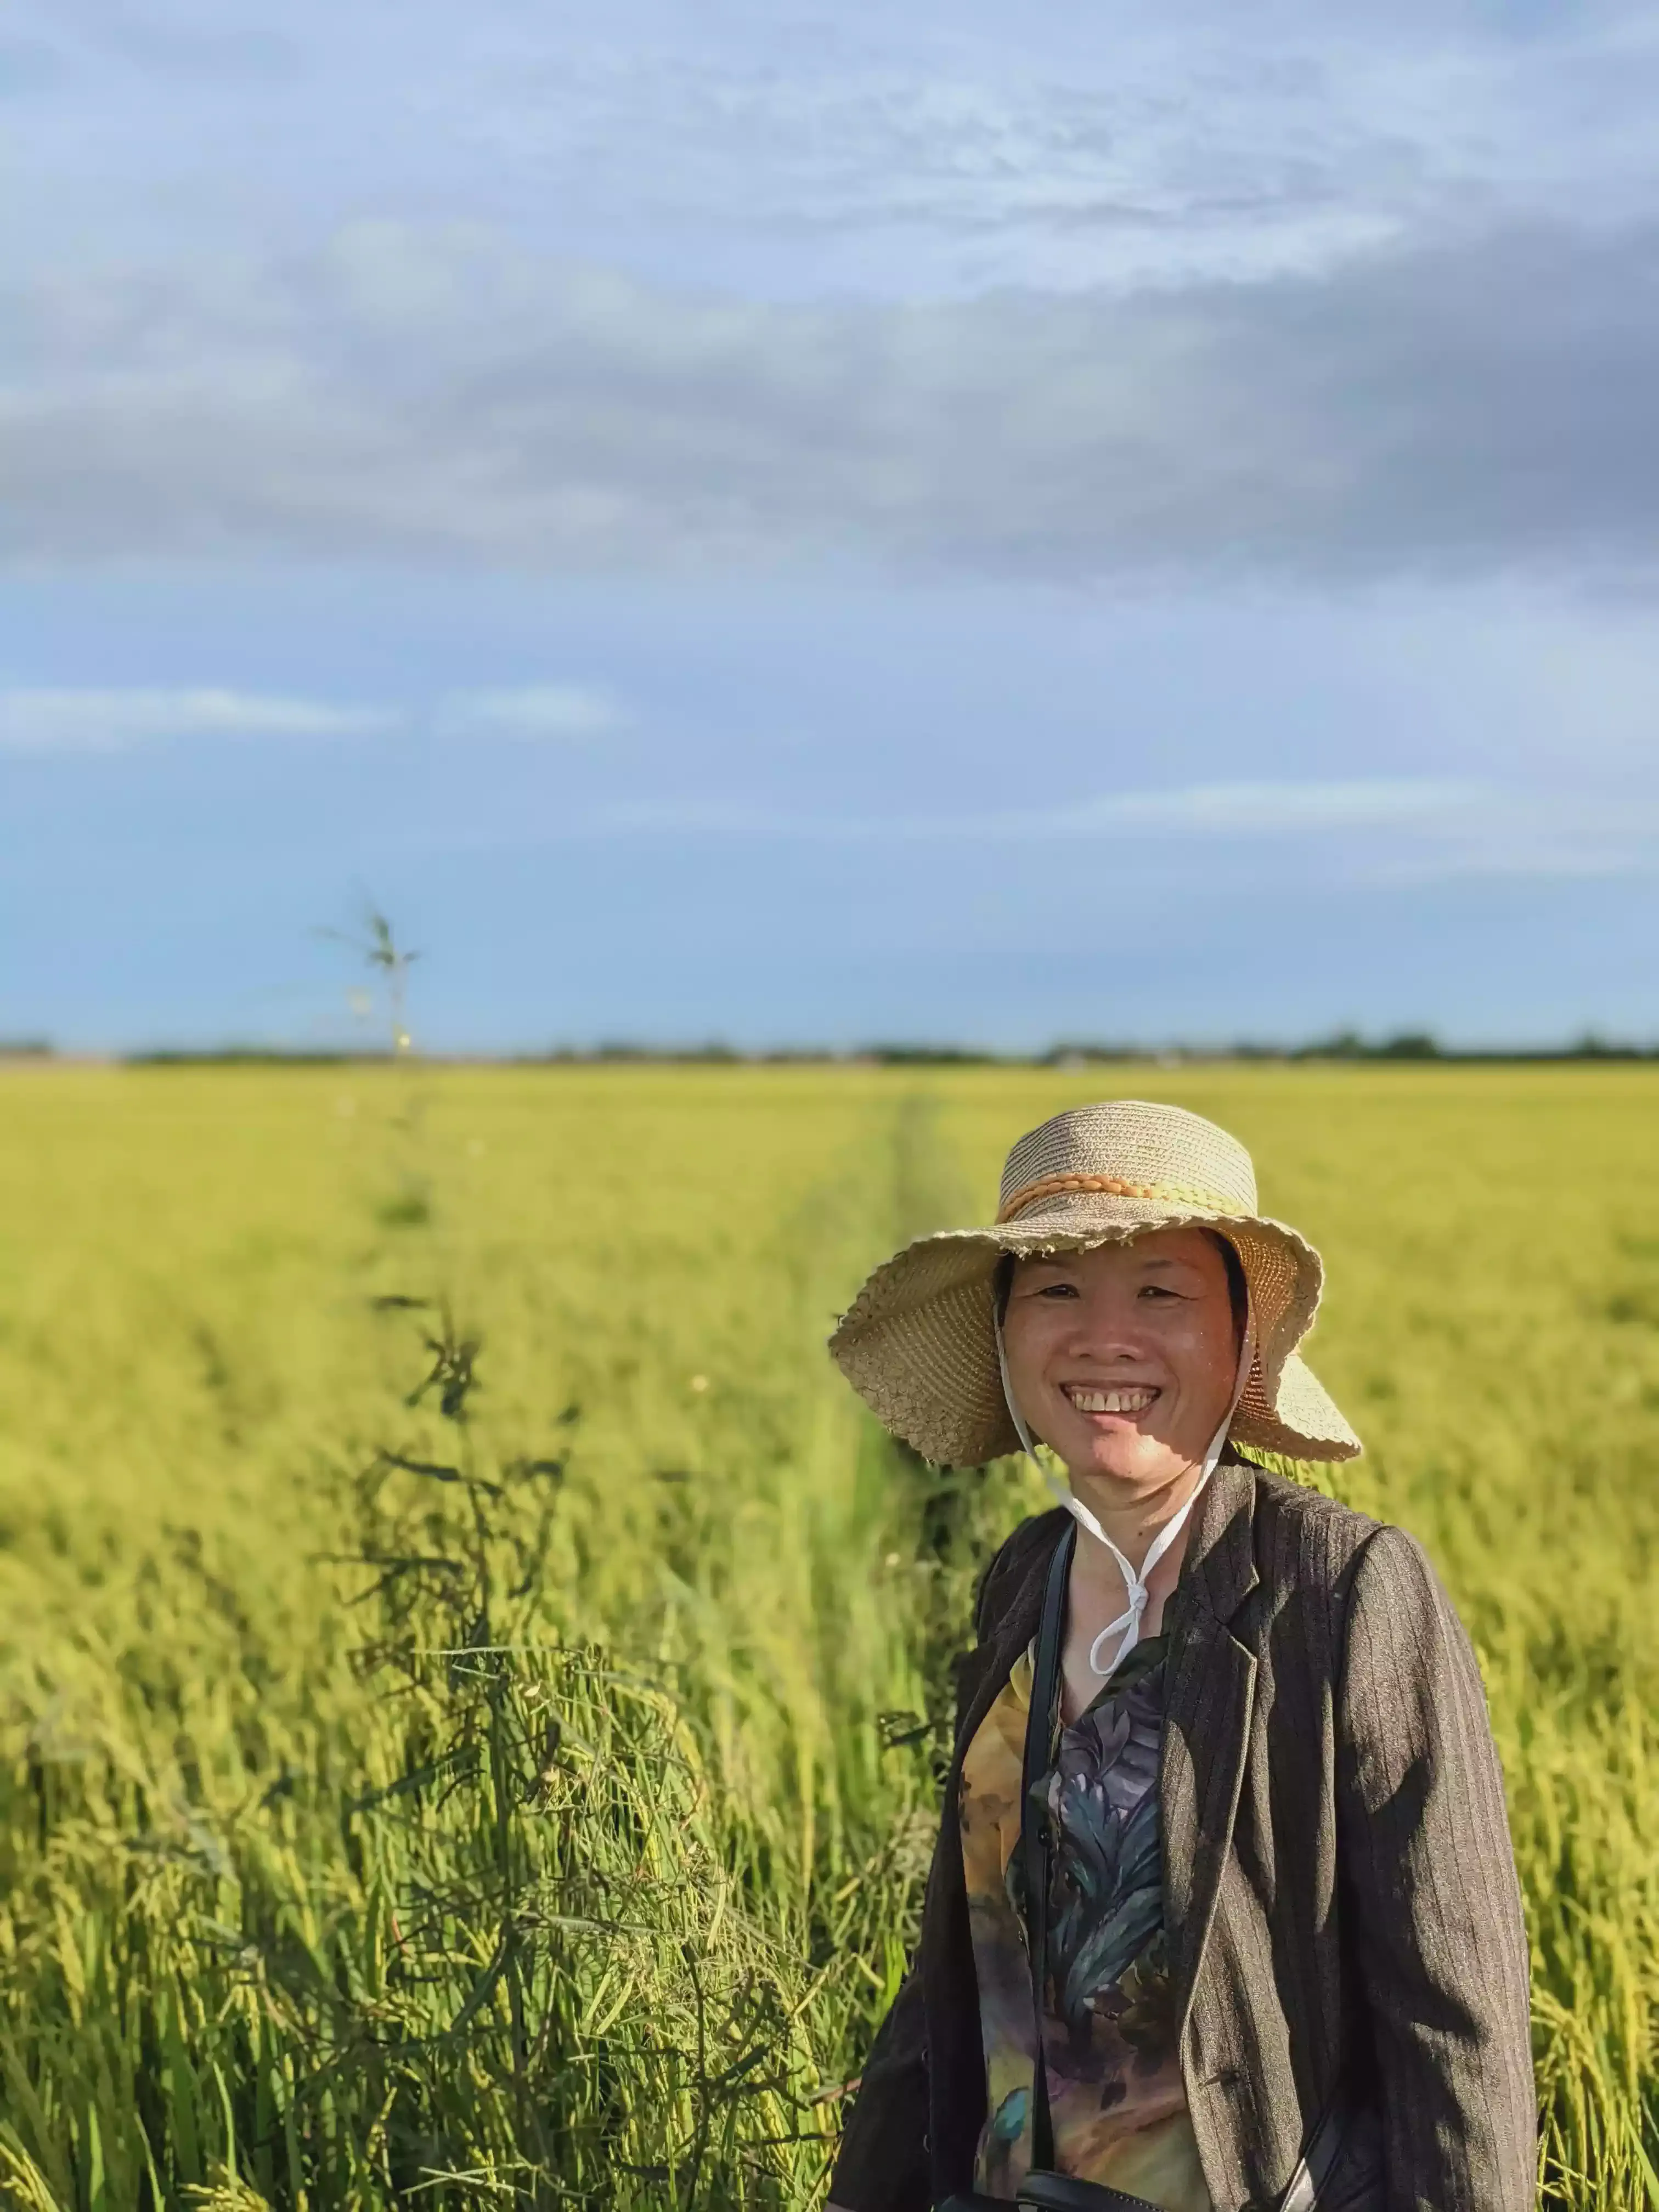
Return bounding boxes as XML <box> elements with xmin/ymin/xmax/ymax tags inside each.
<box><xmin>994</xmin><ymin>1276</ymin><xmax>1255</xmax><ymax>1677</ymax></box>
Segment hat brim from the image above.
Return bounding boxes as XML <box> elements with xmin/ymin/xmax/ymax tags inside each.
<box><xmin>829</xmin><ymin>1198</ymin><xmax>1360</xmax><ymax>1466</ymax></box>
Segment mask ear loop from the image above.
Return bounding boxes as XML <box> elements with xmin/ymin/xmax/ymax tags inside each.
<box><xmin>995</xmin><ymin>1286</ymin><xmax>1256</xmax><ymax>1678</ymax></box>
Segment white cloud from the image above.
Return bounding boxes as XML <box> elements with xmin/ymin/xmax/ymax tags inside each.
<box><xmin>573</xmin><ymin>775</ymin><xmax>1659</xmax><ymax>880</ymax></box>
<box><xmin>25</xmin><ymin>1</ymin><xmax>1659</xmax><ymax>299</ymax></box>
<box><xmin>1049</xmin><ymin>780</ymin><xmax>1485</xmax><ymax>833</ymax></box>
<box><xmin>435</xmin><ymin>683</ymin><xmax>627</xmax><ymax>738</ymax></box>
<box><xmin>592</xmin><ymin>777</ymin><xmax>1480</xmax><ymax>841</ymax></box>
<box><xmin>0</xmin><ymin>686</ymin><xmax>395</xmax><ymax>752</ymax></box>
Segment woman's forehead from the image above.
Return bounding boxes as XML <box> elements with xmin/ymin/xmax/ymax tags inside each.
<box><xmin>1016</xmin><ymin>1227</ymin><xmax>1225</xmax><ymax>1277</ymax></box>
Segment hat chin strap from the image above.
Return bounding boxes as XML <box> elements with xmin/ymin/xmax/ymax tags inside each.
<box><xmin>994</xmin><ymin>1307</ymin><xmax>1255</xmax><ymax>1678</ymax></box>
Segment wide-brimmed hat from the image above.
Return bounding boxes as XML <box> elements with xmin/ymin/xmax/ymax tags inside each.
<box><xmin>830</xmin><ymin>1098</ymin><xmax>1359</xmax><ymax>1467</ymax></box>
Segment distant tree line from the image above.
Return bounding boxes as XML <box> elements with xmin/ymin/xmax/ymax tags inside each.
<box><xmin>49</xmin><ymin>1029</ymin><xmax>1659</xmax><ymax>1068</ymax></box>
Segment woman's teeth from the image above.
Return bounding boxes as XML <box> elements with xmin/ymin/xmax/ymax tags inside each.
<box><xmin>1063</xmin><ymin>1385</ymin><xmax>1158</xmax><ymax>1415</ymax></box>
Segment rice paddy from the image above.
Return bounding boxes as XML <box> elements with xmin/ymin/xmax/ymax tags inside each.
<box><xmin>0</xmin><ymin>1059</ymin><xmax>1655</xmax><ymax>2209</ymax></box>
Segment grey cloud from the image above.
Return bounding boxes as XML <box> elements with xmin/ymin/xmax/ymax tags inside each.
<box><xmin>32</xmin><ymin>0</ymin><xmax>304</xmax><ymax>82</ymax></box>
<box><xmin>5</xmin><ymin>218</ymin><xmax>1658</xmax><ymax>579</ymax></box>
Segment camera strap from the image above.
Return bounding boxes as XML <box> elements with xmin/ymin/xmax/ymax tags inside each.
<box><xmin>1020</xmin><ymin>1519</ymin><xmax>1076</xmax><ymax>2177</ymax></box>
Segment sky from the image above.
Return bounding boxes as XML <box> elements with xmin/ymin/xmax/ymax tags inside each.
<box><xmin>4</xmin><ymin>0</ymin><xmax>1658</xmax><ymax>1052</ymax></box>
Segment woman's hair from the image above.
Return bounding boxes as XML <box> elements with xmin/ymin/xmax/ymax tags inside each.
<box><xmin>1205</xmin><ymin>1229</ymin><xmax>1250</xmax><ymax>1349</ymax></box>
<box><xmin>994</xmin><ymin>1232</ymin><xmax>1248</xmax><ymax>1342</ymax></box>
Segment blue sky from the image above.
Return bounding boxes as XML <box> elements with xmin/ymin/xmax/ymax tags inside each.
<box><xmin>4</xmin><ymin>0</ymin><xmax>1658</xmax><ymax>1050</ymax></box>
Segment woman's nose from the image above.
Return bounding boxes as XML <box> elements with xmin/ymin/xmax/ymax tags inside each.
<box><xmin>1065</xmin><ymin>1293</ymin><xmax>1145</xmax><ymax>1353</ymax></box>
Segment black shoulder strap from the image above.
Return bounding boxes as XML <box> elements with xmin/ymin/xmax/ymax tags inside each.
<box><xmin>1020</xmin><ymin>1520</ymin><xmax>1075</xmax><ymax>2175</ymax></box>
<box><xmin>1274</xmin><ymin>2076</ymin><xmax>1353</xmax><ymax>2211</ymax></box>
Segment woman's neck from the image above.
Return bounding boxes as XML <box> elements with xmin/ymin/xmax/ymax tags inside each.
<box><xmin>1064</xmin><ymin>1456</ymin><xmax>1206</xmax><ymax>1579</ymax></box>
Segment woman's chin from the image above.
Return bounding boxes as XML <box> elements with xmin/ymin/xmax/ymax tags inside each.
<box><xmin>1063</xmin><ymin>1432</ymin><xmax>1189</xmax><ymax>1491</ymax></box>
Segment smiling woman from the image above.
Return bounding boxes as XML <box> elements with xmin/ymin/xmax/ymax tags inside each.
<box><xmin>825</xmin><ymin>1101</ymin><xmax>1536</xmax><ymax>2212</ymax></box>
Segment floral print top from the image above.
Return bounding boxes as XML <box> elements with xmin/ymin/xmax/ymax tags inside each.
<box><xmin>957</xmin><ymin>1631</ymin><xmax>1211</xmax><ymax>2210</ymax></box>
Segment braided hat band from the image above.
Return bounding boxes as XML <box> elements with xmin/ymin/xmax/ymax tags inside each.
<box><xmin>997</xmin><ymin>1171</ymin><xmax>1248</xmax><ymax>1224</ymax></box>
<box><xmin>830</xmin><ymin>1099</ymin><xmax>1359</xmax><ymax>1469</ymax></box>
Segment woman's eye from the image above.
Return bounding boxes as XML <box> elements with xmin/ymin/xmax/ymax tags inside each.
<box><xmin>1036</xmin><ymin>1282</ymin><xmax>1079</xmax><ymax>1299</ymax></box>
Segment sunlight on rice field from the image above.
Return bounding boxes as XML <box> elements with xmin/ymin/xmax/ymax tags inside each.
<box><xmin>0</xmin><ymin>1062</ymin><xmax>1655</xmax><ymax>2208</ymax></box>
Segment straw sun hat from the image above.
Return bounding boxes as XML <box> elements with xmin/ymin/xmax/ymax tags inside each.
<box><xmin>830</xmin><ymin>1099</ymin><xmax>1359</xmax><ymax>1468</ymax></box>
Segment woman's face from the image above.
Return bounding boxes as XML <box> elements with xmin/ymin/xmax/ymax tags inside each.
<box><xmin>1001</xmin><ymin>1228</ymin><xmax>1242</xmax><ymax>1492</ymax></box>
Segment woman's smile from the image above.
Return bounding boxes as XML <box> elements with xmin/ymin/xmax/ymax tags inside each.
<box><xmin>1060</xmin><ymin>1382</ymin><xmax>1161</xmax><ymax>1418</ymax></box>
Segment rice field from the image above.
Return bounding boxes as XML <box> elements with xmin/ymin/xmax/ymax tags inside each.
<box><xmin>0</xmin><ymin>1059</ymin><xmax>1655</xmax><ymax>2209</ymax></box>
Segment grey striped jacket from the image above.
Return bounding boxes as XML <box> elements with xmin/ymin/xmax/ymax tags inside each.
<box><xmin>830</xmin><ymin>1460</ymin><xmax>1537</xmax><ymax>2212</ymax></box>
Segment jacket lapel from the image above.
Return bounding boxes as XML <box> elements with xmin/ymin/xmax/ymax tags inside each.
<box><xmin>1161</xmin><ymin>1458</ymin><xmax>1261</xmax><ymax>2038</ymax></box>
